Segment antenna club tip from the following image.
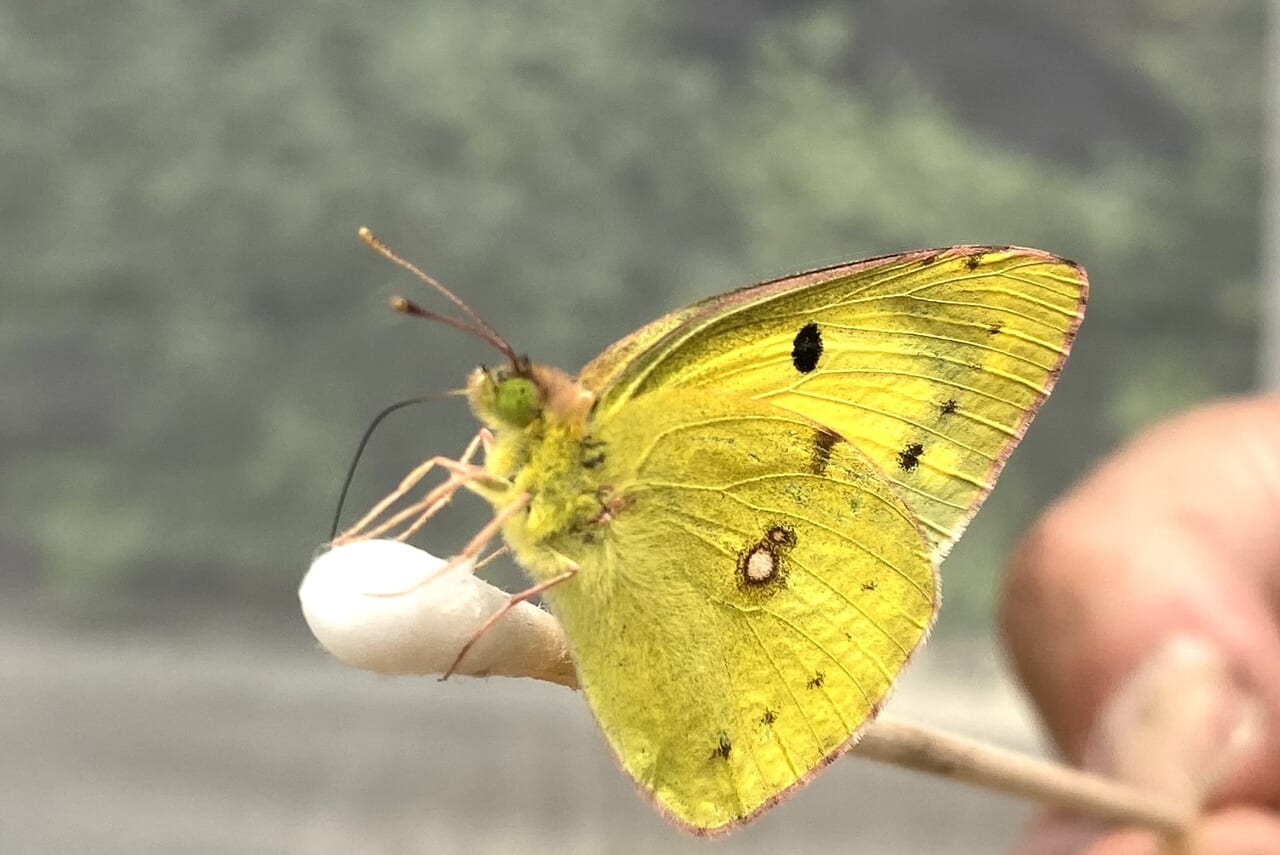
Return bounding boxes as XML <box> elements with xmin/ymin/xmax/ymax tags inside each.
<box><xmin>358</xmin><ymin>230</ymin><xmax>514</xmax><ymax>361</ymax></box>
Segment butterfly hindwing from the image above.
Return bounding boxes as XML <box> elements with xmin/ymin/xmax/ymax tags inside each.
<box><xmin>541</xmin><ymin>389</ymin><xmax>935</xmax><ymax>833</ymax></box>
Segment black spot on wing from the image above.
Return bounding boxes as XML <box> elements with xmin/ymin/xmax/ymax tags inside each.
<box><xmin>897</xmin><ymin>442</ymin><xmax>924</xmax><ymax>472</ymax></box>
<box><xmin>760</xmin><ymin>709</ymin><xmax>777</xmax><ymax>725</ymax></box>
<box><xmin>766</xmin><ymin>524</ymin><xmax>797</xmax><ymax>548</ymax></box>
<box><xmin>939</xmin><ymin>398</ymin><xmax>958</xmax><ymax>416</ymax></box>
<box><xmin>988</xmin><ymin>320</ymin><xmax>1004</xmax><ymax>335</ymax></box>
<box><xmin>710</xmin><ymin>731</ymin><xmax>732</xmax><ymax>760</ymax></box>
<box><xmin>791</xmin><ymin>322</ymin><xmax>823</xmax><ymax>373</ymax></box>
<box><xmin>580</xmin><ymin>436</ymin><xmax>606</xmax><ymax>469</ymax></box>
<box><xmin>861</xmin><ymin>579</ymin><xmax>877</xmax><ymax>591</ymax></box>
<box><xmin>965</xmin><ymin>252</ymin><xmax>984</xmax><ymax>270</ymax></box>
<box><xmin>806</xmin><ymin>672</ymin><xmax>825</xmax><ymax>689</ymax></box>
<box><xmin>810</xmin><ymin>427</ymin><xmax>839</xmax><ymax>476</ymax></box>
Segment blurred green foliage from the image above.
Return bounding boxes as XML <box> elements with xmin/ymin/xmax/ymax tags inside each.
<box><xmin>3</xmin><ymin>1</ymin><xmax>1264</xmax><ymax>623</ymax></box>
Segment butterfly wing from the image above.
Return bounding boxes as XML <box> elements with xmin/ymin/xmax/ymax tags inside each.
<box><xmin>518</xmin><ymin>245</ymin><xmax>1083</xmax><ymax>830</ymax></box>
<box><xmin>543</xmin><ymin>389</ymin><xmax>935</xmax><ymax>833</ymax></box>
<box><xmin>579</xmin><ymin>246</ymin><xmax>1087</xmax><ymax>558</ymax></box>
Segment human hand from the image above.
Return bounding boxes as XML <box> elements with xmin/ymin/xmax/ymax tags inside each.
<box><xmin>1001</xmin><ymin>396</ymin><xmax>1280</xmax><ymax>855</ymax></box>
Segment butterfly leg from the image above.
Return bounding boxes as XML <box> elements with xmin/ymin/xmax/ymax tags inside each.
<box><xmin>475</xmin><ymin>543</ymin><xmax>510</xmax><ymax>571</ymax></box>
<box><xmin>332</xmin><ymin>431</ymin><xmax>494</xmax><ymax>545</ymax></box>
<box><xmin>361</xmin><ymin>492</ymin><xmax>534</xmax><ymax>598</ymax></box>
<box><xmin>447</xmin><ymin>491</ymin><xmax>530</xmax><ymax>576</ymax></box>
<box><xmin>442</xmin><ymin>552</ymin><xmax>579</xmax><ymax>681</ymax></box>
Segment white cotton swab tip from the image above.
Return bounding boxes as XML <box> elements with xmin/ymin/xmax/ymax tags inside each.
<box><xmin>299</xmin><ymin>539</ymin><xmax>577</xmax><ymax>686</ymax></box>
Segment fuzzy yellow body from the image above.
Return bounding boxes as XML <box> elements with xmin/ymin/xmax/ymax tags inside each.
<box><xmin>466</xmin><ymin>246</ymin><xmax>1087</xmax><ymax>833</ymax></box>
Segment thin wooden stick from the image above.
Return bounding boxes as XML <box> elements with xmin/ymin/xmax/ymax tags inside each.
<box><xmin>507</xmin><ymin>632</ymin><xmax>1196</xmax><ymax>834</ymax></box>
<box><xmin>855</xmin><ymin>716</ymin><xmax>1195</xmax><ymax>836</ymax></box>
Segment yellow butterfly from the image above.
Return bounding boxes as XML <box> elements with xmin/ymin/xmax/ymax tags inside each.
<box><xmin>347</xmin><ymin>233</ymin><xmax>1087</xmax><ymax>834</ymax></box>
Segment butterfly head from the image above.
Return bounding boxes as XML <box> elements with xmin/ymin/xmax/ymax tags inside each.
<box><xmin>468</xmin><ymin>360</ymin><xmax>542</xmax><ymax>429</ymax></box>
<box><xmin>467</xmin><ymin>359</ymin><xmax>595</xmax><ymax>431</ymax></box>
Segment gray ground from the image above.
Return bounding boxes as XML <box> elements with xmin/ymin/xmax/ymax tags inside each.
<box><xmin>2</xmin><ymin>613</ymin><xmax>1051</xmax><ymax>855</ymax></box>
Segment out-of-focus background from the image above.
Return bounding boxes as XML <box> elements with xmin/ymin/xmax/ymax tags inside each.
<box><xmin>4</xmin><ymin>2</ymin><xmax>1269</xmax><ymax>853</ymax></box>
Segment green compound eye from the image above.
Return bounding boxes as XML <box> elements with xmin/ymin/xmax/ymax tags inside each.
<box><xmin>494</xmin><ymin>376</ymin><xmax>542</xmax><ymax>427</ymax></box>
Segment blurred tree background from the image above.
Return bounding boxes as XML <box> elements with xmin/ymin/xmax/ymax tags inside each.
<box><xmin>3</xmin><ymin>0</ymin><xmax>1265</xmax><ymax>631</ymax></box>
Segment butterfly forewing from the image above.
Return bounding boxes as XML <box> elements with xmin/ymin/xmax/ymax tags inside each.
<box><xmin>579</xmin><ymin>246</ymin><xmax>1087</xmax><ymax>558</ymax></box>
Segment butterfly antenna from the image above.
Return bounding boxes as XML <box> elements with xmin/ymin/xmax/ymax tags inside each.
<box><xmin>358</xmin><ymin>227</ymin><xmax>519</xmax><ymax>365</ymax></box>
<box><xmin>329</xmin><ymin>392</ymin><xmax>459</xmax><ymax>540</ymax></box>
<box><xmin>388</xmin><ymin>296</ymin><xmax>519</xmax><ymax>364</ymax></box>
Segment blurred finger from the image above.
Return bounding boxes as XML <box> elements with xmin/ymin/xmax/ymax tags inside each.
<box><xmin>1001</xmin><ymin>397</ymin><xmax>1280</xmax><ymax>808</ymax></box>
<box><xmin>1046</xmin><ymin>809</ymin><xmax>1280</xmax><ymax>855</ymax></box>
